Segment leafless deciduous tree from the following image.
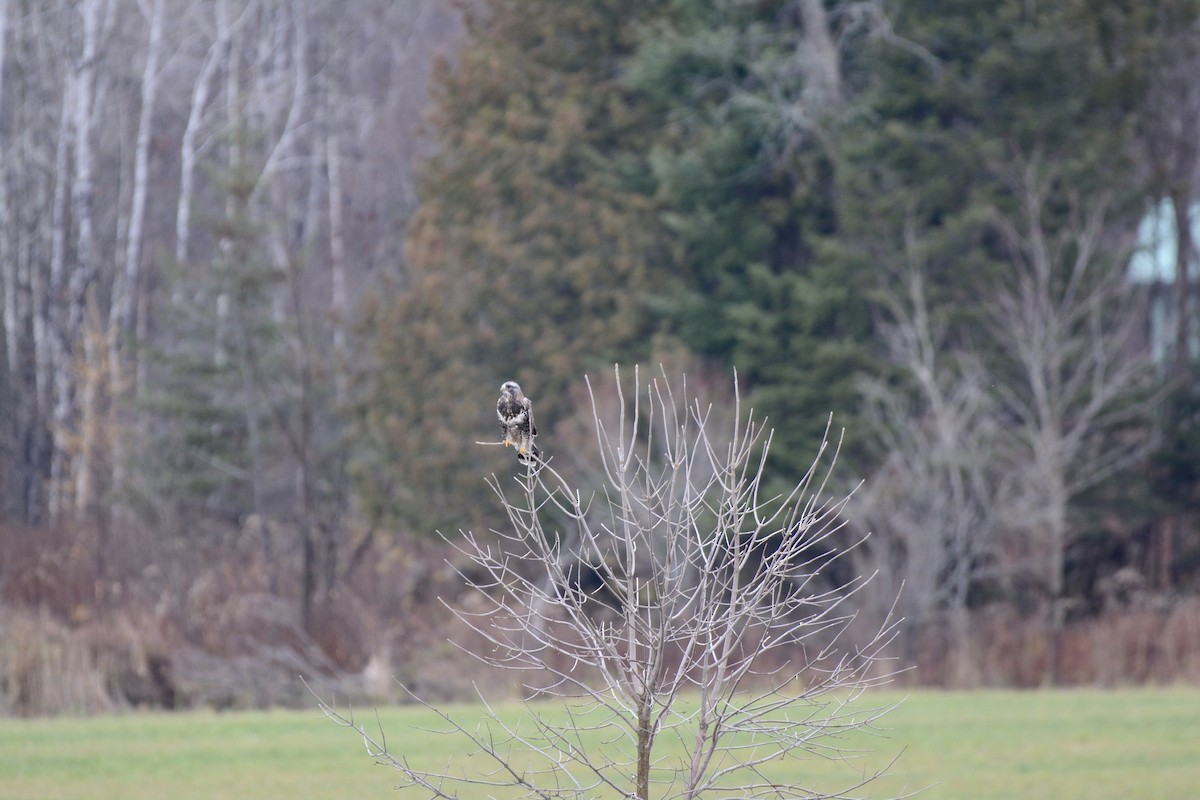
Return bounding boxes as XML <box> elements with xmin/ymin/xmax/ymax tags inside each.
<box><xmin>854</xmin><ymin>146</ymin><xmax>1154</xmax><ymax>683</ymax></box>
<box><xmin>854</xmin><ymin>262</ymin><xmax>1016</xmax><ymax>685</ymax></box>
<box><xmin>985</xmin><ymin>149</ymin><xmax>1155</xmax><ymax>679</ymax></box>
<box><xmin>315</xmin><ymin>366</ymin><xmax>903</xmax><ymax>800</ymax></box>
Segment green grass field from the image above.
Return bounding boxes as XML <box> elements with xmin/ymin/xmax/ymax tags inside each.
<box><xmin>1</xmin><ymin>689</ymin><xmax>1197</xmax><ymax>799</ymax></box>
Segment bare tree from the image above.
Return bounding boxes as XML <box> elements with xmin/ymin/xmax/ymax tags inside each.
<box><xmin>858</xmin><ymin>149</ymin><xmax>1154</xmax><ymax>685</ymax></box>
<box><xmin>854</xmin><ymin>261</ymin><xmax>1016</xmax><ymax>685</ymax></box>
<box><xmin>984</xmin><ymin>148</ymin><xmax>1154</xmax><ymax>680</ymax></box>
<box><xmin>315</xmin><ymin>366</ymin><xmax>902</xmax><ymax>800</ymax></box>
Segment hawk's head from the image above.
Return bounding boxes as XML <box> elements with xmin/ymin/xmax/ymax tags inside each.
<box><xmin>500</xmin><ymin>380</ymin><xmax>521</xmax><ymax>398</ymax></box>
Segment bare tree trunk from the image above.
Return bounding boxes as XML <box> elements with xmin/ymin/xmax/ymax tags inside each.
<box><xmin>75</xmin><ymin>299</ymin><xmax>104</xmax><ymax>524</ymax></box>
<box><xmin>0</xmin><ymin>0</ymin><xmax>19</xmax><ymax>523</ymax></box>
<box><xmin>796</xmin><ymin>0</ymin><xmax>841</xmax><ymax>109</ymax></box>
<box><xmin>1157</xmin><ymin>515</ymin><xmax>1177</xmax><ymax>590</ymax></box>
<box><xmin>27</xmin><ymin>119</ymin><xmax>54</xmax><ymax>524</ymax></box>
<box><xmin>100</xmin><ymin>0</ymin><xmax>165</xmax><ymax>510</ymax></box>
<box><xmin>113</xmin><ymin>0</ymin><xmax>164</xmax><ymax>393</ymax></box>
<box><xmin>1171</xmin><ymin>189</ymin><xmax>1194</xmax><ymax>380</ymax></box>
<box><xmin>264</xmin><ymin>1</ymin><xmax>327</xmax><ymax>624</ymax></box>
<box><xmin>1042</xmin><ymin>470</ymin><xmax>1069</xmax><ymax>684</ymax></box>
<box><xmin>237</xmin><ymin>311</ymin><xmax>274</xmax><ymax>591</ymax></box>
<box><xmin>214</xmin><ymin>6</ymin><xmax>242</xmax><ymax>369</ymax></box>
<box><xmin>176</xmin><ymin>52</ymin><xmax>219</xmax><ymax>265</ymax></box>
<box><xmin>0</xmin><ymin>0</ymin><xmax>13</xmax><ymax>384</ymax></box>
<box><xmin>273</xmin><ymin>193</ymin><xmax>323</xmax><ymax>624</ymax></box>
<box><xmin>249</xmin><ymin>0</ymin><xmax>307</xmax><ymax>205</ymax></box>
<box><xmin>68</xmin><ymin>0</ymin><xmax>101</xmax><ymax>348</ymax></box>
<box><xmin>47</xmin><ymin>69</ymin><xmax>75</xmax><ymax>521</ymax></box>
<box><xmin>71</xmin><ymin>0</ymin><xmax>104</xmax><ymax>522</ymax></box>
<box><xmin>327</xmin><ymin>133</ymin><xmax>348</xmax><ymax>406</ymax></box>
<box><xmin>302</xmin><ymin>87</ymin><xmax>326</xmax><ymax>253</ymax></box>
<box><xmin>177</xmin><ymin>0</ymin><xmax>240</xmax><ymax>268</ymax></box>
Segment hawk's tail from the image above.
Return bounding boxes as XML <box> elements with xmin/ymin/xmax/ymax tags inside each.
<box><xmin>518</xmin><ymin>443</ymin><xmax>541</xmax><ymax>466</ymax></box>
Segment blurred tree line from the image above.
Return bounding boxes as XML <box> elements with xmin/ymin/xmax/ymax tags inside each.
<box><xmin>370</xmin><ymin>0</ymin><xmax>1200</xmax><ymax>680</ymax></box>
<box><xmin>1</xmin><ymin>0</ymin><xmax>1199</xmax><ymax>682</ymax></box>
<box><xmin>0</xmin><ymin>0</ymin><xmax>460</xmax><ymax>630</ymax></box>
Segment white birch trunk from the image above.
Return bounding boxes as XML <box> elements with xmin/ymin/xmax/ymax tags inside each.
<box><xmin>249</xmin><ymin>1</ymin><xmax>307</xmax><ymax>204</ymax></box>
<box><xmin>176</xmin><ymin>0</ymin><xmax>231</xmax><ymax>267</ymax></box>
<box><xmin>113</xmin><ymin>0</ymin><xmax>164</xmax><ymax>389</ymax></box>
<box><xmin>68</xmin><ymin>0</ymin><xmax>100</xmax><ymax>339</ymax></box>
<box><xmin>71</xmin><ymin>0</ymin><xmax>104</xmax><ymax>521</ymax></box>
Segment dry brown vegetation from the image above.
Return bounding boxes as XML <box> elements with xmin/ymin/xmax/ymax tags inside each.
<box><xmin>4</xmin><ymin>510</ymin><xmax>1200</xmax><ymax>717</ymax></box>
<box><xmin>0</xmin><ymin>519</ymin><xmax>501</xmax><ymax>716</ymax></box>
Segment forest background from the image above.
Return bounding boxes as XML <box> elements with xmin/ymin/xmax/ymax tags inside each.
<box><xmin>2</xmin><ymin>0</ymin><xmax>1200</xmax><ymax>716</ymax></box>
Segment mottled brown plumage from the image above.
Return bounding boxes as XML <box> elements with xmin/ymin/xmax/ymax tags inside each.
<box><xmin>497</xmin><ymin>380</ymin><xmax>539</xmax><ymax>465</ymax></box>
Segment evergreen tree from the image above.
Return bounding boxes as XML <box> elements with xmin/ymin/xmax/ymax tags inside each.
<box><xmin>624</xmin><ymin>0</ymin><xmax>877</xmax><ymax>477</ymax></box>
<box><xmin>136</xmin><ymin>165</ymin><xmax>282</xmax><ymax>528</ymax></box>
<box><xmin>841</xmin><ymin>0</ymin><xmax>1140</xmax><ymax>307</ymax></box>
<box><xmin>360</xmin><ymin>0</ymin><xmax>671</xmax><ymax>530</ymax></box>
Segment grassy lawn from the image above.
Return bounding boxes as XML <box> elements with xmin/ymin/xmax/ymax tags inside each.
<box><xmin>1</xmin><ymin>688</ymin><xmax>1197</xmax><ymax>799</ymax></box>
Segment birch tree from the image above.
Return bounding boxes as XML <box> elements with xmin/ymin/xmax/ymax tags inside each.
<box><xmin>176</xmin><ymin>0</ymin><xmax>239</xmax><ymax>267</ymax></box>
<box><xmin>112</xmin><ymin>0</ymin><xmax>165</xmax><ymax>398</ymax></box>
<box><xmin>0</xmin><ymin>0</ymin><xmax>456</xmax><ymax>532</ymax></box>
<box><xmin>42</xmin><ymin>0</ymin><xmax>104</xmax><ymax>522</ymax></box>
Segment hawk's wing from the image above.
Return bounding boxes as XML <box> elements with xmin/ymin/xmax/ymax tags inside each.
<box><xmin>523</xmin><ymin>397</ymin><xmax>536</xmax><ymax>436</ymax></box>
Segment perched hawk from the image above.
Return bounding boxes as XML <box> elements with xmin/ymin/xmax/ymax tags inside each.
<box><xmin>497</xmin><ymin>380</ymin><xmax>540</xmax><ymax>465</ymax></box>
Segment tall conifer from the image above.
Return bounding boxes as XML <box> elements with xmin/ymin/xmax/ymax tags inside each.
<box><xmin>361</xmin><ymin>0</ymin><xmax>668</xmax><ymax>529</ymax></box>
